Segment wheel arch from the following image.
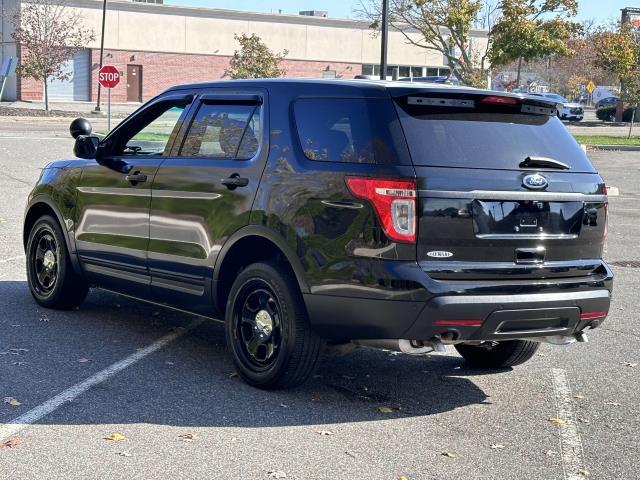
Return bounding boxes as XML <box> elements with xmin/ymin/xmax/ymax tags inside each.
<box><xmin>23</xmin><ymin>197</ymin><xmax>83</xmax><ymax>276</ymax></box>
<box><xmin>212</xmin><ymin>225</ymin><xmax>310</xmax><ymax>313</ymax></box>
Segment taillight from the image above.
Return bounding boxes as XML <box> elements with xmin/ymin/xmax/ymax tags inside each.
<box><xmin>345</xmin><ymin>177</ymin><xmax>417</xmax><ymax>243</ymax></box>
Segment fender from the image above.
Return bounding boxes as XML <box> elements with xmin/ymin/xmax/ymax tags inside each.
<box><xmin>24</xmin><ymin>194</ymin><xmax>83</xmax><ymax>277</ymax></box>
<box><xmin>213</xmin><ymin>224</ymin><xmax>310</xmax><ymax>294</ymax></box>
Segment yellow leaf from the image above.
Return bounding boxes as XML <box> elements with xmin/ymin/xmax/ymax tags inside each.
<box><xmin>574</xmin><ymin>395</ymin><xmax>585</xmax><ymax>400</ymax></box>
<box><xmin>3</xmin><ymin>397</ymin><xmax>21</xmax><ymax>407</ymax></box>
<box><xmin>548</xmin><ymin>418</ymin><xmax>569</xmax><ymax>425</ymax></box>
<box><xmin>579</xmin><ymin>469</ymin><xmax>590</xmax><ymax>477</ymax></box>
<box><xmin>104</xmin><ymin>433</ymin><xmax>127</xmax><ymax>442</ymax></box>
<box><xmin>377</xmin><ymin>406</ymin><xmax>393</xmax><ymax>413</ymax></box>
<box><xmin>397</xmin><ymin>476</ymin><xmax>410</xmax><ymax>480</ymax></box>
<box><xmin>441</xmin><ymin>452</ymin><xmax>456</xmax><ymax>458</ymax></box>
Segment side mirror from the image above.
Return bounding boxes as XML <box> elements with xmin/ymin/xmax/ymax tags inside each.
<box><xmin>74</xmin><ymin>135</ymin><xmax>100</xmax><ymax>159</ymax></box>
<box><xmin>70</xmin><ymin>117</ymin><xmax>93</xmax><ymax>139</ymax></box>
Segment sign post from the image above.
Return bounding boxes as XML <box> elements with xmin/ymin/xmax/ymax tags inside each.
<box><xmin>97</xmin><ymin>65</ymin><xmax>121</xmax><ymax>131</ymax></box>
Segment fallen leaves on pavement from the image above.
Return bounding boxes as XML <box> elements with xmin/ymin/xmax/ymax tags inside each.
<box><xmin>78</xmin><ymin>358</ymin><xmax>90</xmax><ymax>363</ymax></box>
<box><xmin>605</xmin><ymin>401</ymin><xmax>621</xmax><ymax>407</ymax></box>
<box><xmin>0</xmin><ymin>438</ymin><xmax>20</xmax><ymax>449</ymax></box>
<box><xmin>579</xmin><ymin>468</ymin><xmax>590</xmax><ymax>477</ymax></box>
<box><xmin>441</xmin><ymin>452</ymin><xmax>456</xmax><ymax>458</ymax></box>
<box><xmin>377</xmin><ymin>406</ymin><xmax>394</xmax><ymax>414</ymax></box>
<box><xmin>490</xmin><ymin>443</ymin><xmax>506</xmax><ymax>449</ymax></box>
<box><xmin>178</xmin><ymin>433</ymin><xmax>196</xmax><ymax>442</ymax></box>
<box><xmin>548</xmin><ymin>418</ymin><xmax>569</xmax><ymax>426</ymax></box>
<box><xmin>267</xmin><ymin>470</ymin><xmax>287</xmax><ymax>478</ymax></box>
<box><xmin>316</xmin><ymin>430</ymin><xmax>334</xmax><ymax>436</ymax></box>
<box><xmin>104</xmin><ymin>433</ymin><xmax>127</xmax><ymax>442</ymax></box>
<box><xmin>3</xmin><ymin>397</ymin><xmax>22</xmax><ymax>407</ymax></box>
<box><xmin>118</xmin><ymin>451</ymin><xmax>132</xmax><ymax>457</ymax></box>
<box><xmin>621</xmin><ymin>362</ymin><xmax>638</xmax><ymax>368</ymax></box>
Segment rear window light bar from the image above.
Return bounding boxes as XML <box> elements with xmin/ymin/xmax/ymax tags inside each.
<box><xmin>408</xmin><ymin>97</ymin><xmax>475</xmax><ymax>108</ymax></box>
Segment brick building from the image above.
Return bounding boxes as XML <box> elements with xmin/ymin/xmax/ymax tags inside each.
<box><xmin>0</xmin><ymin>0</ymin><xmax>489</xmax><ymax>103</ymax></box>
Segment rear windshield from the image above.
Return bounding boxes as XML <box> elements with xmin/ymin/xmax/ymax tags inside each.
<box><xmin>394</xmin><ymin>98</ymin><xmax>595</xmax><ymax>172</ymax></box>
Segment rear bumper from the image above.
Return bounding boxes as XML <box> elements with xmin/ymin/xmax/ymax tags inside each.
<box><xmin>304</xmin><ymin>260</ymin><xmax>613</xmax><ymax>341</ymax></box>
<box><xmin>403</xmin><ymin>289</ymin><xmax>610</xmax><ymax>341</ymax></box>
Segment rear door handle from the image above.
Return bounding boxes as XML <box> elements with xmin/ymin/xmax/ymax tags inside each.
<box><xmin>125</xmin><ymin>172</ymin><xmax>147</xmax><ymax>185</ymax></box>
<box><xmin>220</xmin><ymin>174</ymin><xmax>249</xmax><ymax>189</ymax></box>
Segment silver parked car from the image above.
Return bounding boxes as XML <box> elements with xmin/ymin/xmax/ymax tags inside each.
<box><xmin>529</xmin><ymin>93</ymin><xmax>584</xmax><ymax>122</ymax></box>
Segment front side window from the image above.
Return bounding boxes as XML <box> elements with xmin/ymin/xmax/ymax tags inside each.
<box><xmin>180</xmin><ymin>103</ymin><xmax>260</xmax><ymax>159</ymax></box>
<box><xmin>113</xmin><ymin>103</ymin><xmax>188</xmax><ymax>156</ymax></box>
<box><xmin>294</xmin><ymin>98</ymin><xmax>404</xmax><ymax>164</ymax></box>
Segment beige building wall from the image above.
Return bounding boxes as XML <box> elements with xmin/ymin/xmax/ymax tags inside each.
<box><xmin>62</xmin><ymin>0</ymin><xmax>487</xmax><ymax>69</ymax></box>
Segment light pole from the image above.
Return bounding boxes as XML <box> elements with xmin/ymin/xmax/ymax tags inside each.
<box><xmin>379</xmin><ymin>0</ymin><xmax>389</xmax><ymax>80</ymax></box>
<box><xmin>94</xmin><ymin>0</ymin><xmax>107</xmax><ymax>112</ymax></box>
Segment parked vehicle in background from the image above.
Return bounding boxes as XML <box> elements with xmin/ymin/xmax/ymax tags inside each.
<box><xmin>24</xmin><ymin>79</ymin><xmax>611</xmax><ymax>389</ymax></box>
<box><xmin>529</xmin><ymin>92</ymin><xmax>584</xmax><ymax>121</ymax></box>
<box><xmin>398</xmin><ymin>76</ymin><xmax>460</xmax><ymax>85</ymax></box>
<box><xmin>595</xmin><ymin>96</ymin><xmax>619</xmax><ymax>109</ymax></box>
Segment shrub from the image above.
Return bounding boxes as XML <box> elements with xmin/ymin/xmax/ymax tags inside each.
<box><xmin>596</xmin><ymin>106</ymin><xmax>637</xmax><ymax>122</ymax></box>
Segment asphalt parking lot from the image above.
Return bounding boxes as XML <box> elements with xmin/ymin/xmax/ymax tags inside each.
<box><xmin>1</xmin><ymin>118</ymin><xmax>639</xmax><ymax>480</ymax></box>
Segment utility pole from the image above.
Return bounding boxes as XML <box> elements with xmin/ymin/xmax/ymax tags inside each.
<box><xmin>379</xmin><ymin>0</ymin><xmax>389</xmax><ymax>80</ymax></box>
<box><xmin>94</xmin><ymin>0</ymin><xmax>107</xmax><ymax>112</ymax></box>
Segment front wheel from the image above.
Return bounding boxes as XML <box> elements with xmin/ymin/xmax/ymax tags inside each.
<box><xmin>225</xmin><ymin>261</ymin><xmax>322</xmax><ymax>389</ymax></box>
<box><xmin>455</xmin><ymin>340</ymin><xmax>540</xmax><ymax>368</ymax></box>
<box><xmin>26</xmin><ymin>215</ymin><xmax>89</xmax><ymax>309</ymax></box>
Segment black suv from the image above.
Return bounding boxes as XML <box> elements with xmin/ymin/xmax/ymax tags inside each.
<box><xmin>24</xmin><ymin>79</ymin><xmax>612</xmax><ymax>389</ymax></box>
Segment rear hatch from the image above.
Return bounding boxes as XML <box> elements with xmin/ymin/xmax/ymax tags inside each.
<box><xmin>391</xmin><ymin>88</ymin><xmax>608</xmax><ymax>280</ymax></box>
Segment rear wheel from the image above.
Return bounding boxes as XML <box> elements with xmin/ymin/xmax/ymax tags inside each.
<box><xmin>26</xmin><ymin>215</ymin><xmax>89</xmax><ymax>309</ymax></box>
<box><xmin>225</xmin><ymin>261</ymin><xmax>322</xmax><ymax>389</ymax></box>
<box><xmin>455</xmin><ymin>340</ymin><xmax>540</xmax><ymax>368</ymax></box>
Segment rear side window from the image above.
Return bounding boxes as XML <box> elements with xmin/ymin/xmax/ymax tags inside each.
<box><xmin>394</xmin><ymin>97</ymin><xmax>595</xmax><ymax>172</ymax></box>
<box><xmin>294</xmin><ymin>98</ymin><xmax>407</xmax><ymax>164</ymax></box>
<box><xmin>180</xmin><ymin>103</ymin><xmax>259</xmax><ymax>159</ymax></box>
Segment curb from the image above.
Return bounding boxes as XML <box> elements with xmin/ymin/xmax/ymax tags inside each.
<box><xmin>584</xmin><ymin>144</ymin><xmax>640</xmax><ymax>152</ymax></box>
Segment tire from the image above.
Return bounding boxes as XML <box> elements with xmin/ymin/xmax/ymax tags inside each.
<box><xmin>454</xmin><ymin>340</ymin><xmax>540</xmax><ymax>368</ymax></box>
<box><xmin>225</xmin><ymin>261</ymin><xmax>322</xmax><ymax>389</ymax></box>
<box><xmin>26</xmin><ymin>215</ymin><xmax>89</xmax><ymax>309</ymax></box>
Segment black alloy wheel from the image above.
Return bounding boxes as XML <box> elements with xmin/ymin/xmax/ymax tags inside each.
<box><xmin>225</xmin><ymin>261</ymin><xmax>322</xmax><ymax>389</ymax></box>
<box><xmin>29</xmin><ymin>228</ymin><xmax>60</xmax><ymax>296</ymax></box>
<box><xmin>235</xmin><ymin>281</ymin><xmax>283</xmax><ymax>370</ymax></box>
<box><xmin>26</xmin><ymin>215</ymin><xmax>89</xmax><ymax>309</ymax></box>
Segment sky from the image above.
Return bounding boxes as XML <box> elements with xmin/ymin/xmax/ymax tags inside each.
<box><xmin>167</xmin><ymin>0</ymin><xmax>634</xmax><ymax>24</ymax></box>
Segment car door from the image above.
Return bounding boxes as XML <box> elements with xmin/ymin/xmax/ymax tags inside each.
<box><xmin>74</xmin><ymin>94</ymin><xmax>194</xmax><ymax>298</ymax></box>
<box><xmin>148</xmin><ymin>90</ymin><xmax>268</xmax><ymax>313</ymax></box>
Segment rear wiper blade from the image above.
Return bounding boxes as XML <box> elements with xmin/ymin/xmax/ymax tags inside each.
<box><xmin>520</xmin><ymin>156</ymin><xmax>570</xmax><ymax>170</ymax></box>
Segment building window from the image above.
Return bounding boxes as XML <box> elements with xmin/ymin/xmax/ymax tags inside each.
<box><xmin>361</xmin><ymin>64</ymin><xmax>449</xmax><ymax>80</ymax></box>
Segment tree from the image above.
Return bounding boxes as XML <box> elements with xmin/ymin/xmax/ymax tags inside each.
<box><xmin>224</xmin><ymin>33</ymin><xmax>288</xmax><ymax>79</ymax></box>
<box><xmin>489</xmin><ymin>0</ymin><xmax>581</xmax><ymax>87</ymax></box>
<box><xmin>592</xmin><ymin>24</ymin><xmax>640</xmax><ymax>135</ymax></box>
<box><xmin>10</xmin><ymin>0</ymin><xmax>94</xmax><ymax>111</ymax></box>
<box><xmin>358</xmin><ymin>0</ymin><xmax>492</xmax><ymax>87</ymax></box>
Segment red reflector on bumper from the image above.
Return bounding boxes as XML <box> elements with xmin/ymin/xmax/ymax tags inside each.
<box><xmin>580</xmin><ymin>311</ymin><xmax>607</xmax><ymax>320</ymax></box>
<box><xmin>433</xmin><ymin>319</ymin><xmax>484</xmax><ymax>327</ymax></box>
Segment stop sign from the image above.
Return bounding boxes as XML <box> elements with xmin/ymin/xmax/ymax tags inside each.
<box><xmin>98</xmin><ymin>65</ymin><xmax>120</xmax><ymax>89</ymax></box>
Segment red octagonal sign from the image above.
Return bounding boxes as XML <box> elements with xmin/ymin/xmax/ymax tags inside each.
<box><xmin>98</xmin><ymin>65</ymin><xmax>120</xmax><ymax>89</ymax></box>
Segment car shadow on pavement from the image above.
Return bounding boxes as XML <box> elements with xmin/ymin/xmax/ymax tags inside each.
<box><xmin>1</xmin><ymin>281</ymin><xmax>494</xmax><ymax>428</ymax></box>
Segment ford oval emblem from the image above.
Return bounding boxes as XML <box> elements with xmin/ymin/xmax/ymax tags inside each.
<box><xmin>523</xmin><ymin>173</ymin><xmax>549</xmax><ymax>190</ymax></box>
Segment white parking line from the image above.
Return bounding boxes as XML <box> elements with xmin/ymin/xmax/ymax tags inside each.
<box><xmin>551</xmin><ymin>368</ymin><xmax>587</xmax><ymax>480</ymax></box>
<box><xmin>0</xmin><ymin>317</ymin><xmax>205</xmax><ymax>442</ymax></box>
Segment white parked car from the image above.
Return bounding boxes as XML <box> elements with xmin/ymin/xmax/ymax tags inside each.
<box><xmin>529</xmin><ymin>93</ymin><xmax>584</xmax><ymax>122</ymax></box>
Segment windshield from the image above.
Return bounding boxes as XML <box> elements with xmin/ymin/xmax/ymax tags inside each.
<box><xmin>393</xmin><ymin>98</ymin><xmax>596</xmax><ymax>172</ymax></box>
